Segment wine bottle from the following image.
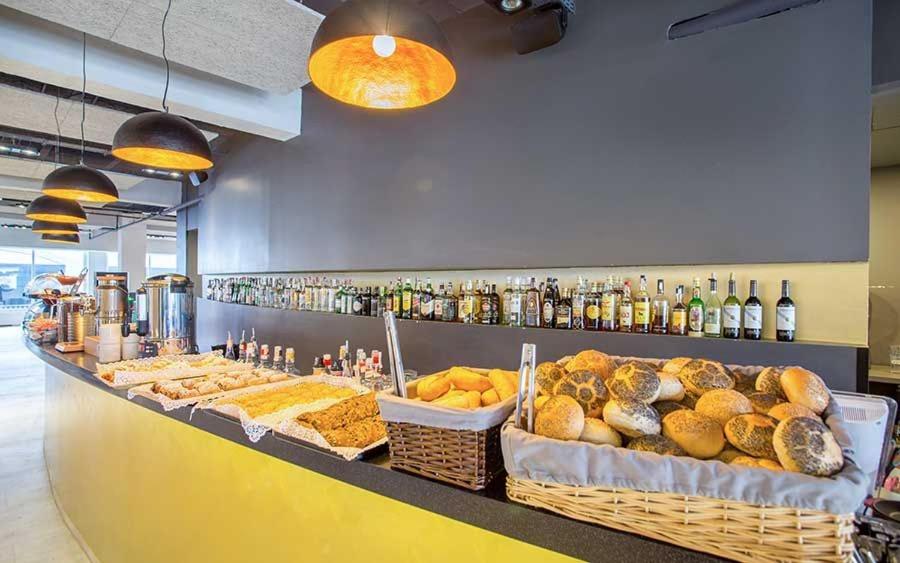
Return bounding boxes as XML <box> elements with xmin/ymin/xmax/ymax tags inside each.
<box><xmin>776</xmin><ymin>280</ymin><xmax>795</xmax><ymax>342</ymax></box>
<box><xmin>743</xmin><ymin>280</ymin><xmax>762</xmax><ymax>340</ymax></box>
<box><xmin>703</xmin><ymin>274</ymin><xmax>722</xmax><ymax>338</ymax></box>
<box><xmin>722</xmin><ymin>273</ymin><xmax>741</xmax><ymax>339</ymax></box>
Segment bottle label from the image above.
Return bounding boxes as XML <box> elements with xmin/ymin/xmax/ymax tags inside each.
<box><xmin>688</xmin><ymin>305</ymin><xmax>703</xmax><ymax>331</ymax></box>
<box><xmin>434</xmin><ymin>300</ymin><xmax>443</xmax><ymax>317</ymax></box>
<box><xmin>619</xmin><ymin>304</ymin><xmax>633</xmax><ymax>327</ymax></box>
<box><xmin>723</xmin><ymin>305</ymin><xmax>741</xmax><ymax>329</ymax></box>
<box><xmin>744</xmin><ymin>304</ymin><xmax>762</xmax><ymax>330</ymax></box>
<box><xmin>543</xmin><ymin>303</ymin><xmax>555</xmax><ymax>322</ymax></box>
<box><xmin>672</xmin><ymin>310</ymin><xmax>686</xmax><ymax>328</ymax></box>
<box><xmin>352</xmin><ymin>300</ymin><xmax>363</xmax><ymax>313</ymax></box>
<box><xmin>402</xmin><ymin>294</ymin><xmax>412</xmax><ymax>312</ymax></box>
<box><xmin>634</xmin><ymin>302</ymin><xmax>650</xmax><ymax>324</ymax></box>
<box><xmin>422</xmin><ymin>300</ymin><xmax>433</xmax><ymax>317</ymax></box>
<box><xmin>776</xmin><ymin>306</ymin><xmax>796</xmax><ymax>331</ymax></box>
<box><xmin>704</xmin><ymin>310</ymin><xmax>721</xmax><ymax>334</ymax></box>
<box><xmin>601</xmin><ymin>295</ymin><xmax>614</xmax><ymax>321</ymax></box>
<box><xmin>586</xmin><ymin>304</ymin><xmax>600</xmax><ymax>320</ymax></box>
<box><xmin>461</xmin><ymin>299</ymin><xmax>472</xmax><ymax>316</ymax></box>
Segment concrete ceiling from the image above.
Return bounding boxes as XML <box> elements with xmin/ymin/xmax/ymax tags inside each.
<box><xmin>0</xmin><ymin>0</ymin><xmax>323</xmax><ymax>94</ymax></box>
<box><xmin>872</xmin><ymin>85</ymin><xmax>900</xmax><ymax>169</ymax></box>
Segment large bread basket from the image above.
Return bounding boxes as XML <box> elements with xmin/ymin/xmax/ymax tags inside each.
<box><xmin>502</xmin><ymin>353</ymin><xmax>870</xmax><ymax>563</ymax></box>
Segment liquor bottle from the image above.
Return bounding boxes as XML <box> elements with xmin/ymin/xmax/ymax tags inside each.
<box><xmin>743</xmin><ymin>280</ymin><xmax>763</xmax><ymax>341</ymax></box>
<box><xmin>371</xmin><ymin>287</ymin><xmax>380</xmax><ymax>317</ymax></box>
<box><xmin>555</xmin><ymin>288</ymin><xmax>572</xmax><ymax>329</ymax></box>
<box><xmin>525</xmin><ymin>278</ymin><xmax>541</xmax><ymax>327</ymax></box>
<box><xmin>722</xmin><ymin>273</ymin><xmax>741</xmax><ymax>339</ymax></box>
<box><xmin>619</xmin><ymin>281</ymin><xmax>633</xmax><ymax>332</ymax></box>
<box><xmin>421</xmin><ymin>278</ymin><xmax>434</xmax><ymax>320</ymax></box>
<box><xmin>671</xmin><ymin>285</ymin><xmax>688</xmax><ymax>336</ymax></box>
<box><xmin>353</xmin><ymin>287</ymin><xmax>366</xmax><ymax>316</ymax></box>
<box><xmin>571</xmin><ymin>277</ymin><xmax>585</xmax><ymax>331</ymax></box>
<box><xmin>509</xmin><ymin>277</ymin><xmax>523</xmax><ymax>327</ymax></box>
<box><xmin>272</xmin><ymin>346</ymin><xmax>284</xmax><ymax>371</ymax></box>
<box><xmin>474</xmin><ymin>281</ymin><xmax>485</xmax><ymax>324</ymax></box>
<box><xmin>360</xmin><ymin>287</ymin><xmax>370</xmax><ymax>316</ymax></box>
<box><xmin>458</xmin><ymin>282</ymin><xmax>468</xmax><ymax>323</ymax></box>
<box><xmin>481</xmin><ymin>283</ymin><xmax>493</xmax><ymax>325</ymax></box>
<box><xmin>224</xmin><ymin>331</ymin><xmax>236</xmax><ymax>360</ymax></box>
<box><xmin>393</xmin><ymin>278</ymin><xmax>403</xmax><ymax>317</ymax></box>
<box><xmin>542</xmin><ymin>277</ymin><xmax>557</xmax><ymax>328</ymax></box>
<box><xmin>600</xmin><ymin>276</ymin><xmax>619</xmax><ymax>332</ymax></box>
<box><xmin>490</xmin><ymin>283</ymin><xmax>501</xmax><ymax>325</ymax></box>
<box><xmin>401</xmin><ymin>278</ymin><xmax>413</xmax><ymax>319</ymax></box>
<box><xmin>335</xmin><ymin>284</ymin><xmax>345</xmax><ymax>314</ymax></box>
<box><xmin>411</xmin><ymin>280</ymin><xmax>422</xmax><ymax>320</ymax></box>
<box><xmin>687</xmin><ymin>277</ymin><xmax>704</xmax><ymax>338</ymax></box>
<box><xmin>651</xmin><ymin>279</ymin><xmax>669</xmax><ymax>335</ymax></box>
<box><xmin>384</xmin><ymin>281</ymin><xmax>394</xmax><ymax>313</ymax></box>
<box><xmin>633</xmin><ymin>275</ymin><xmax>651</xmax><ymax>334</ymax></box>
<box><xmin>327</xmin><ymin>280</ymin><xmax>336</xmax><ymax>313</ymax></box>
<box><xmin>238</xmin><ymin>329</ymin><xmax>247</xmax><ymax>362</ymax></box>
<box><xmin>776</xmin><ymin>280</ymin><xmax>795</xmax><ymax>342</ymax></box>
<box><xmin>246</xmin><ymin>341</ymin><xmax>257</xmax><ymax>367</ymax></box>
<box><xmin>703</xmin><ymin>274</ymin><xmax>722</xmax><ymax>338</ymax></box>
<box><xmin>434</xmin><ymin>284</ymin><xmax>445</xmax><ymax>321</ymax></box>
<box><xmin>585</xmin><ymin>282</ymin><xmax>601</xmax><ymax>331</ymax></box>
<box><xmin>444</xmin><ymin>282</ymin><xmax>458</xmax><ymax>322</ymax></box>
<box><xmin>502</xmin><ymin>277</ymin><xmax>513</xmax><ymax>325</ymax></box>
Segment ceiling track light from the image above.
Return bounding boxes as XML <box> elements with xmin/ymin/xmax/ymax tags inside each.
<box><xmin>31</xmin><ymin>220</ymin><xmax>80</xmax><ymax>235</ymax></box>
<box><xmin>41</xmin><ymin>233</ymin><xmax>80</xmax><ymax>245</ymax></box>
<box><xmin>26</xmin><ymin>195</ymin><xmax>87</xmax><ymax>225</ymax></box>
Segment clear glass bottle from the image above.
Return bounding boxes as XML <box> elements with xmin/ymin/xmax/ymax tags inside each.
<box><xmin>776</xmin><ymin>280</ymin><xmax>795</xmax><ymax>342</ymax></box>
<box><xmin>272</xmin><ymin>345</ymin><xmax>284</xmax><ymax>371</ymax></box>
<box><xmin>618</xmin><ymin>281</ymin><xmax>633</xmax><ymax>333</ymax></box>
<box><xmin>633</xmin><ymin>275</ymin><xmax>651</xmax><ymax>334</ymax></box>
<box><xmin>571</xmin><ymin>276</ymin><xmax>585</xmax><ymax>331</ymax></box>
<box><xmin>722</xmin><ymin>273</ymin><xmax>741</xmax><ymax>339</ymax></box>
<box><xmin>502</xmin><ymin>276</ymin><xmax>513</xmax><ymax>326</ymax></box>
<box><xmin>670</xmin><ymin>285</ymin><xmax>688</xmax><ymax>336</ymax></box>
<box><xmin>600</xmin><ymin>275</ymin><xmax>619</xmax><ymax>332</ymax></box>
<box><xmin>703</xmin><ymin>273</ymin><xmax>722</xmax><ymax>338</ymax></box>
<box><xmin>651</xmin><ymin>279</ymin><xmax>669</xmax><ymax>335</ymax></box>
<box><xmin>284</xmin><ymin>347</ymin><xmax>300</xmax><ymax>375</ymax></box>
<box><xmin>444</xmin><ymin>282</ymin><xmax>458</xmax><ymax>322</ymax></box>
<box><xmin>238</xmin><ymin>329</ymin><xmax>247</xmax><ymax>362</ymax></box>
<box><xmin>509</xmin><ymin>277</ymin><xmax>523</xmax><ymax>327</ymax></box>
<box><xmin>743</xmin><ymin>280</ymin><xmax>763</xmax><ymax>340</ymax></box>
<box><xmin>224</xmin><ymin>331</ymin><xmax>236</xmax><ymax>360</ymax></box>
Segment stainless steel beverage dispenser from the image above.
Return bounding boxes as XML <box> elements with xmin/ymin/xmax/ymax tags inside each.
<box><xmin>135</xmin><ymin>274</ymin><xmax>195</xmax><ymax>354</ymax></box>
<box><xmin>95</xmin><ymin>278</ymin><xmax>128</xmax><ymax>329</ymax></box>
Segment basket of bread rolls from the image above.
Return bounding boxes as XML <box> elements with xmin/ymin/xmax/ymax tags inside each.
<box><xmin>376</xmin><ymin>366</ymin><xmax>520</xmax><ymax>490</ymax></box>
<box><xmin>502</xmin><ymin>349</ymin><xmax>869</xmax><ymax>563</ymax></box>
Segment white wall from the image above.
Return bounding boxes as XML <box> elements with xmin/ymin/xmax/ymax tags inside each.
<box><xmin>870</xmin><ymin>166</ymin><xmax>900</xmax><ymax>365</ymax></box>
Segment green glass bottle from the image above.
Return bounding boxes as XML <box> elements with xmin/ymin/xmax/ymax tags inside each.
<box><xmin>722</xmin><ymin>272</ymin><xmax>741</xmax><ymax>339</ymax></box>
<box><xmin>687</xmin><ymin>277</ymin><xmax>704</xmax><ymax>338</ymax></box>
<box><xmin>703</xmin><ymin>273</ymin><xmax>722</xmax><ymax>338</ymax></box>
<box><xmin>401</xmin><ymin>278</ymin><xmax>413</xmax><ymax>319</ymax></box>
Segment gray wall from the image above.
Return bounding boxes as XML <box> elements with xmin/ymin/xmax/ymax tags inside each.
<box><xmin>874</xmin><ymin>0</ymin><xmax>900</xmax><ymax>87</ymax></box>
<box><xmin>199</xmin><ymin>0</ymin><xmax>872</xmax><ymax>274</ymax></box>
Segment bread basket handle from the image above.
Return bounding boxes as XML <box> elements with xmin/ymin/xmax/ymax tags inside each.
<box><xmin>514</xmin><ymin>343</ymin><xmax>537</xmax><ymax>432</ymax></box>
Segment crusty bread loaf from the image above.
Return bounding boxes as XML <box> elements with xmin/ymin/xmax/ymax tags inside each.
<box><xmin>662</xmin><ymin>410</ymin><xmax>725</xmax><ymax>459</ymax></box>
<box><xmin>448</xmin><ymin>367</ymin><xmax>493</xmax><ymax>392</ymax></box>
<box><xmin>488</xmin><ymin>369</ymin><xmax>517</xmax><ymax>401</ymax></box>
<box><xmin>657</xmin><ymin>372</ymin><xmax>685</xmax><ymax>402</ymax></box>
<box><xmin>755</xmin><ymin>367</ymin><xmax>786</xmax><ymax>398</ymax></box>
<box><xmin>536</xmin><ymin>362</ymin><xmax>566</xmax><ymax>396</ymax></box>
<box><xmin>654</xmin><ymin>401</ymin><xmax>688</xmax><ymax>418</ymax></box>
<box><xmin>747</xmin><ymin>392</ymin><xmax>782</xmax><ymax>414</ymax></box>
<box><xmin>768</xmin><ymin>402</ymin><xmax>819</xmax><ymax>422</ymax></box>
<box><xmin>724</xmin><ymin>413</ymin><xmax>778</xmax><ymax>459</ymax></box>
<box><xmin>606</xmin><ymin>361</ymin><xmax>660</xmax><ymax>404</ymax></box>
<box><xmin>417</xmin><ymin>374</ymin><xmax>451</xmax><ymax>401</ymax></box>
<box><xmin>661</xmin><ymin>357</ymin><xmax>693</xmax><ymax>375</ymax></box>
<box><xmin>535</xmin><ymin>395</ymin><xmax>585</xmax><ymax>441</ymax></box>
<box><xmin>564</xmin><ymin>350</ymin><xmax>616</xmax><ymax>381</ymax></box>
<box><xmin>695</xmin><ymin>389</ymin><xmax>753</xmax><ymax>427</ymax></box>
<box><xmin>677</xmin><ymin>359</ymin><xmax>735</xmax><ymax>396</ymax></box>
<box><xmin>553</xmin><ymin>369</ymin><xmax>608</xmax><ymax>417</ymax></box>
<box><xmin>626</xmin><ymin>434</ymin><xmax>686</xmax><ymax>456</ymax></box>
<box><xmin>773</xmin><ymin>416</ymin><xmax>843</xmax><ymax>476</ymax></box>
<box><xmin>602</xmin><ymin>398</ymin><xmax>661</xmax><ymax>438</ymax></box>
<box><xmin>579</xmin><ymin>418</ymin><xmax>622</xmax><ymax>446</ymax></box>
<box><xmin>780</xmin><ymin>367</ymin><xmax>829</xmax><ymax>415</ymax></box>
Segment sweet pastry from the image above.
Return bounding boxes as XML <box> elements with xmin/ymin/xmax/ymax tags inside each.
<box><xmin>661</xmin><ymin>357</ymin><xmax>692</xmax><ymax>375</ymax></box>
<box><xmin>747</xmin><ymin>392</ymin><xmax>782</xmax><ymax>414</ymax></box>
<box><xmin>579</xmin><ymin>418</ymin><xmax>622</xmax><ymax>446</ymax></box>
<box><xmin>654</xmin><ymin>401</ymin><xmax>688</xmax><ymax>418</ymax></box>
<box><xmin>536</xmin><ymin>362</ymin><xmax>566</xmax><ymax>396</ymax></box>
<box><xmin>267</xmin><ymin>372</ymin><xmax>289</xmax><ymax>383</ymax></box>
<box><xmin>662</xmin><ymin>410</ymin><xmax>725</xmax><ymax>459</ymax></box>
<box><xmin>433</xmin><ymin>393</ymin><xmax>470</xmax><ymax>409</ymax></box>
<box><xmin>768</xmin><ymin>402</ymin><xmax>819</xmax><ymax>422</ymax></box>
<box><xmin>755</xmin><ymin>367</ymin><xmax>786</xmax><ymax>398</ymax></box>
<box><xmin>695</xmin><ymin>389</ymin><xmax>753</xmax><ymax>427</ymax></box>
<box><xmin>534</xmin><ymin>395</ymin><xmax>550</xmax><ymax>411</ymax></box>
<box><xmin>627</xmin><ymin>434</ymin><xmax>686</xmax><ymax>456</ymax></box>
<box><xmin>196</xmin><ymin>381</ymin><xmax>220</xmax><ymax>395</ymax></box>
<box><xmin>773</xmin><ymin>416</ymin><xmax>843</xmax><ymax>476</ymax></box>
<box><xmin>677</xmin><ymin>359</ymin><xmax>735</xmax><ymax>396</ymax></box>
<box><xmin>553</xmin><ymin>369</ymin><xmax>608</xmax><ymax>417</ymax></box>
<box><xmin>724</xmin><ymin>414</ymin><xmax>778</xmax><ymax>459</ymax></box>
<box><xmin>216</xmin><ymin>382</ymin><xmax>356</xmax><ymax>418</ymax></box>
<box><xmin>603</xmin><ymin>398</ymin><xmax>660</xmax><ymax>438</ymax></box>
<box><xmin>448</xmin><ymin>367</ymin><xmax>493</xmax><ymax>392</ymax></box>
<box><xmin>535</xmin><ymin>395</ymin><xmax>585</xmax><ymax>441</ymax></box>
<box><xmin>780</xmin><ymin>367</ymin><xmax>829</xmax><ymax>415</ymax></box>
<box><xmin>563</xmin><ymin>350</ymin><xmax>616</xmax><ymax>381</ymax></box>
<box><xmin>657</xmin><ymin>372</ymin><xmax>685</xmax><ymax>402</ymax></box>
<box><xmin>605</xmin><ymin>361</ymin><xmax>660</xmax><ymax>404</ymax></box>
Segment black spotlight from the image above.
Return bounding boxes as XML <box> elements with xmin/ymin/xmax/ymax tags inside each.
<box><xmin>511</xmin><ymin>2</ymin><xmax>569</xmax><ymax>54</ymax></box>
<box><xmin>188</xmin><ymin>171</ymin><xmax>209</xmax><ymax>187</ymax></box>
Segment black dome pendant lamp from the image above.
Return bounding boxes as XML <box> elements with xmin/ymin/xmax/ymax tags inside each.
<box><xmin>42</xmin><ymin>34</ymin><xmax>119</xmax><ymax>203</ymax></box>
<box><xmin>111</xmin><ymin>0</ymin><xmax>212</xmax><ymax>171</ymax></box>
<box><xmin>26</xmin><ymin>195</ymin><xmax>88</xmax><ymax>224</ymax></box>
<box><xmin>42</xmin><ymin>233</ymin><xmax>80</xmax><ymax>245</ymax></box>
<box><xmin>31</xmin><ymin>220</ymin><xmax>79</xmax><ymax>235</ymax></box>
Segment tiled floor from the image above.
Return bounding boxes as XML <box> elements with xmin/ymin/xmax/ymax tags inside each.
<box><xmin>0</xmin><ymin>326</ymin><xmax>91</xmax><ymax>563</ymax></box>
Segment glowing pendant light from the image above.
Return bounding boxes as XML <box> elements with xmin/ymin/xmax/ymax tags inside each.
<box><xmin>42</xmin><ymin>233</ymin><xmax>80</xmax><ymax>245</ymax></box>
<box><xmin>309</xmin><ymin>0</ymin><xmax>456</xmax><ymax>110</ymax></box>
<box><xmin>31</xmin><ymin>220</ymin><xmax>79</xmax><ymax>235</ymax></box>
<box><xmin>26</xmin><ymin>195</ymin><xmax>87</xmax><ymax>224</ymax></box>
<box><xmin>111</xmin><ymin>0</ymin><xmax>212</xmax><ymax>170</ymax></box>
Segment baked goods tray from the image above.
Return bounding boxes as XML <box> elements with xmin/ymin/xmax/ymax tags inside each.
<box><xmin>96</xmin><ymin>352</ymin><xmax>250</xmax><ymax>389</ymax></box>
<box><xmin>271</xmin><ymin>427</ymin><xmax>388</xmax><ymax>462</ymax></box>
<box><xmin>127</xmin><ymin>372</ymin><xmax>298</xmax><ymax>411</ymax></box>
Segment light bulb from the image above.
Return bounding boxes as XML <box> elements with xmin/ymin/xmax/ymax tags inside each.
<box><xmin>372</xmin><ymin>35</ymin><xmax>396</xmax><ymax>58</ymax></box>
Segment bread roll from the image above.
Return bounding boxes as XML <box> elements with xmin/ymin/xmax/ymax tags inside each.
<box><xmin>556</xmin><ymin>355</ymin><xmax>575</xmax><ymax>367</ymax></box>
<box><xmin>768</xmin><ymin>402</ymin><xmax>819</xmax><ymax>422</ymax></box>
<box><xmin>657</xmin><ymin>372</ymin><xmax>685</xmax><ymax>402</ymax></box>
<box><xmin>662</xmin><ymin>410</ymin><xmax>725</xmax><ymax>459</ymax></box>
<box><xmin>488</xmin><ymin>369</ymin><xmax>517</xmax><ymax>401</ymax></box>
<box><xmin>758</xmin><ymin>459</ymin><xmax>785</xmax><ymax>472</ymax></box>
<box><xmin>464</xmin><ymin>390</ymin><xmax>482</xmax><ymax>409</ymax></box>
<box><xmin>627</xmin><ymin>434</ymin><xmax>686</xmax><ymax>456</ymax></box>
<box><xmin>602</xmin><ymin>399</ymin><xmax>660</xmax><ymax>438</ymax></box>
<box><xmin>724</xmin><ymin>414</ymin><xmax>777</xmax><ymax>459</ymax></box>
<box><xmin>606</xmin><ymin>361</ymin><xmax>660</xmax><ymax>404</ymax></box>
<box><xmin>662</xmin><ymin>357</ymin><xmax>692</xmax><ymax>375</ymax></box>
<box><xmin>679</xmin><ymin>391</ymin><xmax>701</xmax><ymax>409</ymax></box>
<box><xmin>553</xmin><ymin>369</ymin><xmax>608</xmax><ymax>417</ymax></box>
<box><xmin>579</xmin><ymin>418</ymin><xmax>623</xmax><ymax>446</ymax></box>
<box><xmin>448</xmin><ymin>367</ymin><xmax>493</xmax><ymax>393</ymax></box>
<box><xmin>730</xmin><ymin>456</ymin><xmax>783</xmax><ymax>471</ymax></box>
<box><xmin>677</xmin><ymin>359</ymin><xmax>735</xmax><ymax>396</ymax></box>
<box><xmin>432</xmin><ymin>394</ymin><xmax>470</xmax><ymax>409</ymax></box>
<box><xmin>695</xmin><ymin>389</ymin><xmax>753</xmax><ymax>427</ymax></box>
<box><xmin>654</xmin><ymin>401</ymin><xmax>688</xmax><ymax>418</ymax></box>
<box><xmin>780</xmin><ymin>367</ymin><xmax>829</xmax><ymax>415</ymax></box>
<box><xmin>755</xmin><ymin>367</ymin><xmax>786</xmax><ymax>398</ymax></box>
<box><xmin>534</xmin><ymin>395</ymin><xmax>550</xmax><ymax>411</ymax></box>
<box><xmin>536</xmin><ymin>362</ymin><xmax>566</xmax><ymax>396</ymax></box>
<box><xmin>729</xmin><ymin>367</ymin><xmax>756</xmax><ymax>395</ymax></box>
<box><xmin>730</xmin><ymin>455</ymin><xmax>761</xmax><ymax>468</ymax></box>
<box><xmin>773</xmin><ymin>416</ymin><xmax>843</xmax><ymax>476</ymax></box>
<box><xmin>716</xmin><ymin>446</ymin><xmax>744</xmax><ymax>464</ymax></box>
<box><xmin>564</xmin><ymin>350</ymin><xmax>616</xmax><ymax>381</ymax></box>
<box><xmin>535</xmin><ymin>395</ymin><xmax>585</xmax><ymax>441</ymax></box>
<box><xmin>747</xmin><ymin>392</ymin><xmax>782</xmax><ymax>414</ymax></box>
<box><xmin>418</xmin><ymin>374</ymin><xmax>452</xmax><ymax>401</ymax></box>
<box><xmin>481</xmin><ymin>388</ymin><xmax>500</xmax><ymax>406</ymax></box>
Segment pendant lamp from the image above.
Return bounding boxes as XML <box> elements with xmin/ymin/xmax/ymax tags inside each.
<box><xmin>308</xmin><ymin>0</ymin><xmax>456</xmax><ymax>110</ymax></box>
<box><xmin>31</xmin><ymin>220</ymin><xmax>79</xmax><ymax>235</ymax></box>
<box><xmin>41</xmin><ymin>233</ymin><xmax>80</xmax><ymax>245</ymax></box>
<box><xmin>111</xmin><ymin>0</ymin><xmax>213</xmax><ymax>170</ymax></box>
<box><xmin>26</xmin><ymin>196</ymin><xmax>87</xmax><ymax>224</ymax></box>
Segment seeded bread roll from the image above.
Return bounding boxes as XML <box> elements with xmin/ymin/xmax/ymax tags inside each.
<box><xmin>579</xmin><ymin>418</ymin><xmax>623</xmax><ymax>447</ymax></box>
<box><xmin>677</xmin><ymin>359</ymin><xmax>735</xmax><ymax>396</ymax></box>
<box><xmin>695</xmin><ymin>389</ymin><xmax>754</xmax><ymax>427</ymax></box>
<box><xmin>679</xmin><ymin>391</ymin><xmax>701</xmax><ymax>409</ymax></box>
<box><xmin>662</xmin><ymin>410</ymin><xmax>725</xmax><ymax>459</ymax></box>
<box><xmin>603</xmin><ymin>398</ymin><xmax>661</xmax><ymax>438</ymax></box>
<box><xmin>627</xmin><ymin>434</ymin><xmax>686</xmax><ymax>456</ymax></box>
<box><xmin>780</xmin><ymin>367</ymin><xmax>830</xmax><ymax>415</ymax></box>
<box><xmin>747</xmin><ymin>392</ymin><xmax>782</xmax><ymax>414</ymax></box>
<box><xmin>716</xmin><ymin>446</ymin><xmax>744</xmax><ymax>464</ymax></box>
<box><xmin>654</xmin><ymin>401</ymin><xmax>688</xmax><ymax>418</ymax></box>
<box><xmin>662</xmin><ymin>357</ymin><xmax>693</xmax><ymax>375</ymax></box>
<box><xmin>730</xmin><ymin>456</ymin><xmax>784</xmax><ymax>471</ymax></box>
<box><xmin>556</xmin><ymin>355</ymin><xmax>575</xmax><ymax>367</ymax></box>
<box><xmin>535</xmin><ymin>395</ymin><xmax>585</xmax><ymax>441</ymax></box>
<box><xmin>755</xmin><ymin>367</ymin><xmax>786</xmax><ymax>398</ymax></box>
<box><xmin>729</xmin><ymin>367</ymin><xmax>756</xmax><ymax>395</ymax></box>
<box><xmin>564</xmin><ymin>350</ymin><xmax>616</xmax><ymax>381</ymax></box>
<box><xmin>536</xmin><ymin>362</ymin><xmax>566</xmax><ymax>396</ymax></box>
<box><xmin>768</xmin><ymin>402</ymin><xmax>820</xmax><ymax>422</ymax></box>
<box><xmin>724</xmin><ymin>414</ymin><xmax>778</xmax><ymax>459</ymax></box>
<box><xmin>606</xmin><ymin>361</ymin><xmax>660</xmax><ymax>404</ymax></box>
<box><xmin>773</xmin><ymin>416</ymin><xmax>843</xmax><ymax>476</ymax></box>
<box><xmin>657</xmin><ymin>372</ymin><xmax>685</xmax><ymax>402</ymax></box>
<box><xmin>553</xmin><ymin>369</ymin><xmax>608</xmax><ymax>417</ymax></box>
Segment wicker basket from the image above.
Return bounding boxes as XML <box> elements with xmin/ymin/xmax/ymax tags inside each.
<box><xmin>506</xmin><ymin>477</ymin><xmax>854</xmax><ymax>563</ymax></box>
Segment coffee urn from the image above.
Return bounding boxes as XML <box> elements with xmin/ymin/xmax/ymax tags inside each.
<box><xmin>135</xmin><ymin>274</ymin><xmax>195</xmax><ymax>355</ymax></box>
<box><xmin>95</xmin><ymin>278</ymin><xmax>128</xmax><ymax>329</ymax></box>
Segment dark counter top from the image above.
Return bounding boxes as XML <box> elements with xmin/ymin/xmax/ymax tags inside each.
<box><xmin>27</xmin><ymin>339</ymin><xmax>723</xmax><ymax>563</ymax></box>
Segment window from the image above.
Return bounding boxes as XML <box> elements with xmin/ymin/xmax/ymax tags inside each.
<box><xmin>146</xmin><ymin>253</ymin><xmax>177</xmax><ymax>278</ymax></box>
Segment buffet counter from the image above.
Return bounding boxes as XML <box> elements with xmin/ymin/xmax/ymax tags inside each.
<box><xmin>29</xmin><ymin>339</ymin><xmax>721</xmax><ymax>563</ymax></box>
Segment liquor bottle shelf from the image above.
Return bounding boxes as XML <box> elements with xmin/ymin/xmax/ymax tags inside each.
<box><xmin>196</xmin><ymin>298</ymin><xmax>867</xmax><ymax>393</ymax></box>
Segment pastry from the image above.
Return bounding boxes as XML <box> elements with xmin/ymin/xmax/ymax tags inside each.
<box><xmin>773</xmin><ymin>416</ymin><xmax>843</xmax><ymax>476</ymax></box>
<box><xmin>536</xmin><ymin>362</ymin><xmax>566</xmax><ymax>396</ymax></box>
<box><xmin>627</xmin><ymin>434</ymin><xmax>686</xmax><ymax>456</ymax></box>
<box><xmin>661</xmin><ymin>357</ymin><xmax>692</xmax><ymax>375</ymax></box>
<box><xmin>724</xmin><ymin>414</ymin><xmax>777</xmax><ymax>459</ymax></box>
<box><xmin>755</xmin><ymin>367</ymin><xmax>786</xmax><ymax>398</ymax></box>
<box><xmin>653</xmin><ymin>401</ymin><xmax>688</xmax><ymax>418</ymax></box>
<box><xmin>662</xmin><ymin>410</ymin><xmax>725</xmax><ymax>459</ymax></box>
<box><xmin>602</xmin><ymin>398</ymin><xmax>660</xmax><ymax>438</ymax></box>
<box><xmin>196</xmin><ymin>381</ymin><xmax>220</xmax><ymax>395</ymax></box>
<box><xmin>535</xmin><ymin>395</ymin><xmax>585</xmax><ymax>441</ymax></box>
<box><xmin>267</xmin><ymin>372</ymin><xmax>289</xmax><ymax>383</ymax></box>
<box><xmin>553</xmin><ymin>369</ymin><xmax>608</xmax><ymax>417</ymax></box>
<box><xmin>695</xmin><ymin>389</ymin><xmax>753</xmax><ymax>427</ymax></box>
<box><xmin>556</xmin><ymin>355</ymin><xmax>575</xmax><ymax>367</ymax></box>
<box><xmin>780</xmin><ymin>367</ymin><xmax>829</xmax><ymax>415</ymax></box>
<box><xmin>564</xmin><ymin>350</ymin><xmax>616</xmax><ymax>381</ymax></box>
<box><xmin>657</xmin><ymin>372</ymin><xmax>685</xmax><ymax>402</ymax></box>
<box><xmin>768</xmin><ymin>402</ymin><xmax>820</xmax><ymax>422</ymax></box>
<box><xmin>296</xmin><ymin>393</ymin><xmax>380</xmax><ymax>432</ymax></box>
<box><xmin>605</xmin><ymin>361</ymin><xmax>660</xmax><ymax>404</ymax></box>
<box><xmin>747</xmin><ymin>392</ymin><xmax>782</xmax><ymax>414</ymax></box>
<box><xmin>320</xmin><ymin>416</ymin><xmax>386</xmax><ymax>449</ymax></box>
<box><xmin>677</xmin><ymin>359</ymin><xmax>735</xmax><ymax>396</ymax></box>
<box><xmin>215</xmin><ymin>382</ymin><xmax>355</xmax><ymax>418</ymax></box>
<box><xmin>579</xmin><ymin>418</ymin><xmax>622</xmax><ymax>446</ymax></box>
<box><xmin>534</xmin><ymin>395</ymin><xmax>550</xmax><ymax>411</ymax></box>
<box><xmin>417</xmin><ymin>374</ymin><xmax>452</xmax><ymax>401</ymax></box>
<box><xmin>448</xmin><ymin>367</ymin><xmax>493</xmax><ymax>392</ymax></box>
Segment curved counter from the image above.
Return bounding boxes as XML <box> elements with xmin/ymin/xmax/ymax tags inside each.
<box><xmin>30</xmin><ymin>340</ymin><xmax>722</xmax><ymax>563</ymax></box>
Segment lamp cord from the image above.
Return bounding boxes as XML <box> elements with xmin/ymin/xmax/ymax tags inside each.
<box><xmin>161</xmin><ymin>0</ymin><xmax>172</xmax><ymax>113</ymax></box>
<box><xmin>384</xmin><ymin>0</ymin><xmax>392</xmax><ymax>34</ymax></box>
<box><xmin>53</xmin><ymin>87</ymin><xmax>61</xmax><ymax>168</ymax></box>
<box><xmin>80</xmin><ymin>32</ymin><xmax>86</xmax><ymax>165</ymax></box>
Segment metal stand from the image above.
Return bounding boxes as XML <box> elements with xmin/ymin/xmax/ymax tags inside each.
<box><xmin>514</xmin><ymin>343</ymin><xmax>537</xmax><ymax>433</ymax></box>
<box><xmin>383</xmin><ymin>311</ymin><xmax>407</xmax><ymax>398</ymax></box>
